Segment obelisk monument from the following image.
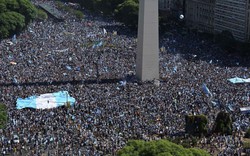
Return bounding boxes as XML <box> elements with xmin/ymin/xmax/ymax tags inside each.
<box><xmin>136</xmin><ymin>0</ymin><xmax>159</xmax><ymax>81</ymax></box>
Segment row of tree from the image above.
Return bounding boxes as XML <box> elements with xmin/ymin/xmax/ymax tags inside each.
<box><xmin>65</xmin><ymin>0</ymin><xmax>139</xmax><ymax>27</ymax></box>
<box><xmin>117</xmin><ymin>139</ymin><xmax>210</xmax><ymax>156</ymax></box>
<box><xmin>118</xmin><ymin>112</ymin><xmax>239</xmax><ymax>155</ymax></box>
<box><xmin>185</xmin><ymin>111</ymin><xmax>233</xmax><ymax>137</ymax></box>
<box><xmin>0</xmin><ymin>0</ymin><xmax>47</xmax><ymax>39</ymax></box>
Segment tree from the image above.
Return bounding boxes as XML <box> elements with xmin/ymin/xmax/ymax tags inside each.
<box><xmin>0</xmin><ymin>11</ymin><xmax>25</xmax><ymax>38</ymax></box>
<box><xmin>0</xmin><ymin>0</ymin><xmax>38</xmax><ymax>39</ymax></box>
<box><xmin>72</xmin><ymin>10</ymin><xmax>84</xmax><ymax>19</ymax></box>
<box><xmin>5</xmin><ymin>0</ymin><xmax>20</xmax><ymax>11</ymax></box>
<box><xmin>75</xmin><ymin>0</ymin><xmax>140</xmax><ymax>27</ymax></box>
<box><xmin>114</xmin><ymin>0</ymin><xmax>139</xmax><ymax>27</ymax></box>
<box><xmin>117</xmin><ymin>139</ymin><xmax>210</xmax><ymax>156</ymax></box>
<box><xmin>185</xmin><ymin>115</ymin><xmax>208</xmax><ymax>136</ymax></box>
<box><xmin>35</xmin><ymin>9</ymin><xmax>48</xmax><ymax>20</ymax></box>
<box><xmin>0</xmin><ymin>2</ymin><xmax>7</xmax><ymax>13</ymax></box>
<box><xmin>213</xmin><ymin>111</ymin><xmax>232</xmax><ymax>135</ymax></box>
<box><xmin>17</xmin><ymin>0</ymin><xmax>37</xmax><ymax>24</ymax></box>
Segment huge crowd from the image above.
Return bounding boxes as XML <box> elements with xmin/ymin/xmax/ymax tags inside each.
<box><xmin>0</xmin><ymin>1</ymin><xmax>249</xmax><ymax>155</ymax></box>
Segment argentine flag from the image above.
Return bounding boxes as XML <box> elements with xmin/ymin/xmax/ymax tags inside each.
<box><xmin>228</xmin><ymin>77</ymin><xmax>250</xmax><ymax>84</ymax></box>
<box><xmin>16</xmin><ymin>91</ymin><xmax>76</xmax><ymax>109</ymax></box>
<box><xmin>202</xmin><ymin>83</ymin><xmax>212</xmax><ymax>97</ymax></box>
<box><xmin>92</xmin><ymin>41</ymin><xmax>103</xmax><ymax>49</ymax></box>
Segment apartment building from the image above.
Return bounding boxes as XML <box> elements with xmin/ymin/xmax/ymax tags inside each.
<box><xmin>185</xmin><ymin>0</ymin><xmax>215</xmax><ymax>33</ymax></box>
<box><xmin>185</xmin><ymin>0</ymin><xmax>250</xmax><ymax>42</ymax></box>
<box><xmin>214</xmin><ymin>0</ymin><xmax>250</xmax><ymax>42</ymax></box>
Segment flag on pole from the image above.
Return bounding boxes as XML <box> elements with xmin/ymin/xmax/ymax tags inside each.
<box><xmin>202</xmin><ymin>83</ymin><xmax>212</xmax><ymax>97</ymax></box>
<box><xmin>12</xmin><ymin>34</ymin><xmax>16</xmax><ymax>43</ymax></box>
<box><xmin>103</xmin><ymin>28</ymin><xmax>107</xmax><ymax>35</ymax></box>
<box><xmin>92</xmin><ymin>41</ymin><xmax>103</xmax><ymax>49</ymax></box>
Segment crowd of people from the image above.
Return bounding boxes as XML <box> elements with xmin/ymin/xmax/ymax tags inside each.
<box><xmin>0</xmin><ymin>1</ymin><xmax>249</xmax><ymax>155</ymax></box>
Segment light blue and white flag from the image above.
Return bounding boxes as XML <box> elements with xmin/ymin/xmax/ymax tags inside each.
<box><xmin>92</xmin><ymin>41</ymin><xmax>103</xmax><ymax>49</ymax></box>
<box><xmin>228</xmin><ymin>77</ymin><xmax>250</xmax><ymax>84</ymax></box>
<box><xmin>119</xmin><ymin>80</ymin><xmax>127</xmax><ymax>86</ymax></box>
<box><xmin>96</xmin><ymin>41</ymin><xmax>103</xmax><ymax>47</ymax></box>
<box><xmin>12</xmin><ymin>34</ymin><xmax>16</xmax><ymax>43</ymax></box>
<box><xmin>103</xmin><ymin>28</ymin><xmax>107</xmax><ymax>35</ymax></box>
<box><xmin>173</xmin><ymin>66</ymin><xmax>177</xmax><ymax>73</ymax></box>
<box><xmin>202</xmin><ymin>83</ymin><xmax>212</xmax><ymax>97</ymax></box>
<box><xmin>16</xmin><ymin>91</ymin><xmax>76</xmax><ymax>109</ymax></box>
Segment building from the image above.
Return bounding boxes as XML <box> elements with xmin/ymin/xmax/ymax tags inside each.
<box><xmin>185</xmin><ymin>0</ymin><xmax>250</xmax><ymax>42</ymax></box>
<box><xmin>185</xmin><ymin>0</ymin><xmax>215</xmax><ymax>33</ymax></box>
<box><xmin>214</xmin><ymin>0</ymin><xmax>250</xmax><ymax>42</ymax></box>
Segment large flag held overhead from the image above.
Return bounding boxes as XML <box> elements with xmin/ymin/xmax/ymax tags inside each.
<box><xmin>16</xmin><ymin>91</ymin><xmax>76</xmax><ymax>109</ymax></box>
<box><xmin>228</xmin><ymin>77</ymin><xmax>250</xmax><ymax>84</ymax></box>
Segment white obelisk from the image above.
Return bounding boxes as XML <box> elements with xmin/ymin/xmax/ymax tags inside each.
<box><xmin>136</xmin><ymin>0</ymin><xmax>159</xmax><ymax>81</ymax></box>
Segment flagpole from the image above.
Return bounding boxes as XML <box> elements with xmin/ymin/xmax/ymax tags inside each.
<box><xmin>67</xmin><ymin>92</ymin><xmax>68</xmax><ymax>104</ymax></box>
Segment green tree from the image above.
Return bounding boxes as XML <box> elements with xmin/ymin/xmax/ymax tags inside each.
<box><xmin>0</xmin><ymin>2</ymin><xmax>7</xmax><ymax>13</ymax></box>
<box><xmin>0</xmin><ymin>26</ymin><xmax>9</xmax><ymax>38</ymax></box>
<box><xmin>72</xmin><ymin>10</ymin><xmax>84</xmax><ymax>19</ymax></box>
<box><xmin>17</xmin><ymin>0</ymin><xmax>37</xmax><ymax>24</ymax></box>
<box><xmin>213</xmin><ymin>111</ymin><xmax>232</xmax><ymax>135</ymax></box>
<box><xmin>0</xmin><ymin>11</ymin><xmax>25</xmax><ymax>38</ymax></box>
<box><xmin>35</xmin><ymin>9</ymin><xmax>48</xmax><ymax>20</ymax></box>
<box><xmin>5</xmin><ymin>0</ymin><xmax>20</xmax><ymax>11</ymax></box>
<box><xmin>114</xmin><ymin>0</ymin><xmax>139</xmax><ymax>27</ymax></box>
<box><xmin>185</xmin><ymin>115</ymin><xmax>208</xmax><ymax>136</ymax></box>
<box><xmin>76</xmin><ymin>0</ymin><xmax>140</xmax><ymax>27</ymax></box>
<box><xmin>117</xmin><ymin>139</ymin><xmax>210</xmax><ymax>156</ymax></box>
<box><xmin>0</xmin><ymin>0</ymin><xmax>38</xmax><ymax>39</ymax></box>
